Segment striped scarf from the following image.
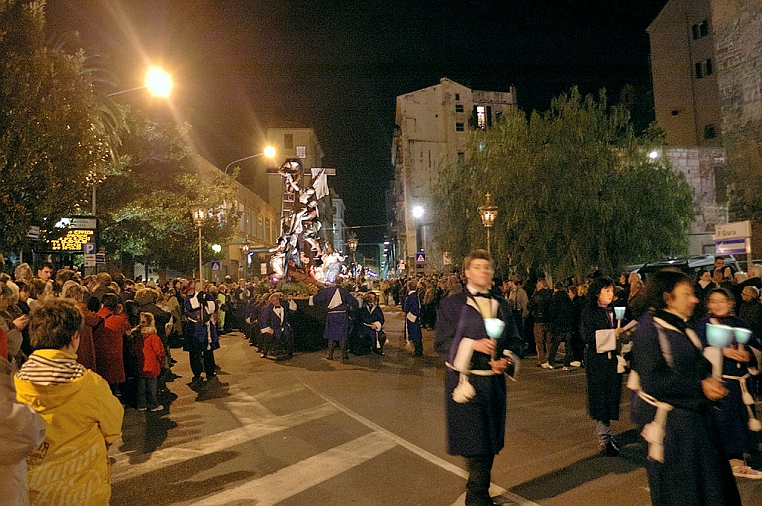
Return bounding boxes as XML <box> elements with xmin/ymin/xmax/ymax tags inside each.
<box><xmin>16</xmin><ymin>352</ymin><xmax>85</xmax><ymax>385</ymax></box>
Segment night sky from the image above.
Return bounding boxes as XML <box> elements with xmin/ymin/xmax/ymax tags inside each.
<box><xmin>45</xmin><ymin>0</ymin><xmax>668</xmax><ymax>244</ymax></box>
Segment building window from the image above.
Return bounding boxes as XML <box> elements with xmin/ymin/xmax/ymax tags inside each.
<box><xmin>455</xmin><ymin>93</ymin><xmax>460</xmax><ymax>101</ymax></box>
<box><xmin>457</xmin><ymin>151</ymin><xmax>465</xmax><ymax>161</ymax></box>
<box><xmin>284</xmin><ymin>134</ymin><xmax>293</xmax><ymax>150</ymax></box>
<box><xmin>476</xmin><ymin>106</ymin><xmax>487</xmax><ymax>129</ymax></box>
<box><xmin>695</xmin><ymin>59</ymin><xmax>713</xmax><ymax>79</ymax></box>
<box><xmin>704</xmin><ymin>124</ymin><xmax>716</xmax><ymax>139</ymax></box>
<box><xmin>455</xmin><ymin>104</ymin><xmax>464</xmax><ymax>113</ymax></box>
<box><xmin>455</xmin><ymin>122</ymin><xmax>465</xmax><ymax>131</ymax></box>
<box><xmin>692</xmin><ymin>20</ymin><xmax>709</xmax><ymax>40</ymax></box>
<box><xmin>296</xmin><ymin>146</ymin><xmax>306</xmax><ymax>158</ymax></box>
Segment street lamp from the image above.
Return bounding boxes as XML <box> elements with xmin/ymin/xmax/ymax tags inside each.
<box><xmin>108</xmin><ymin>66</ymin><xmax>173</xmax><ymax>98</ymax></box>
<box><xmin>478</xmin><ymin>193</ymin><xmax>498</xmax><ymax>255</ymax></box>
<box><xmin>347</xmin><ymin>234</ymin><xmax>358</xmax><ymax>277</ymax></box>
<box><xmin>224</xmin><ymin>146</ymin><xmax>277</xmax><ymax>175</ymax></box>
<box><xmin>191</xmin><ymin>204</ymin><xmax>208</xmax><ymax>282</ymax></box>
<box><xmin>239</xmin><ymin>237</ymin><xmax>251</xmax><ymax>281</ymax></box>
<box><xmin>93</xmin><ymin>66</ymin><xmax>173</xmax><ymax>218</ymax></box>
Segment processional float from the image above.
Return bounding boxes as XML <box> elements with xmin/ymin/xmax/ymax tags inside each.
<box><xmin>268</xmin><ymin>158</ymin><xmax>344</xmax><ymax>284</ymax></box>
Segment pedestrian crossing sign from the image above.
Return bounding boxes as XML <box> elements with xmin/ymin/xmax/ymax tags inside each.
<box><xmin>415</xmin><ymin>252</ymin><xmax>426</xmax><ymax>264</ymax></box>
<box><xmin>210</xmin><ymin>260</ymin><xmax>222</xmax><ymax>271</ymax></box>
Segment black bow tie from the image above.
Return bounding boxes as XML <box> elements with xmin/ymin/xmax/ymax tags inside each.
<box><xmin>473</xmin><ymin>292</ymin><xmax>491</xmax><ymax>298</ymax></box>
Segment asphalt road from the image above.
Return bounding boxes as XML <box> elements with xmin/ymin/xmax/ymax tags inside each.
<box><xmin>110</xmin><ymin>307</ymin><xmax>762</xmax><ymax>506</ymax></box>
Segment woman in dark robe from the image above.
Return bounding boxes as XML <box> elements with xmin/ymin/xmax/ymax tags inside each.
<box><xmin>580</xmin><ymin>276</ymin><xmax>623</xmax><ymax>456</ymax></box>
<box><xmin>692</xmin><ymin>287</ymin><xmax>762</xmax><ymax>479</ymax></box>
<box><xmin>631</xmin><ymin>269</ymin><xmax>741</xmax><ymax>506</ymax></box>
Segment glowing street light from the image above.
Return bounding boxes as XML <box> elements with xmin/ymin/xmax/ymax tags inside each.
<box><xmin>144</xmin><ymin>66</ymin><xmax>173</xmax><ymax>97</ymax></box>
<box><xmin>478</xmin><ymin>193</ymin><xmax>498</xmax><ymax>255</ymax></box>
<box><xmin>347</xmin><ymin>234</ymin><xmax>358</xmax><ymax>277</ymax></box>
<box><xmin>412</xmin><ymin>206</ymin><xmax>425</xmax><ymax>219</ymax></box>
<box><xmin>191</xmin><ymin>204</ymin><xmax>208</xmax><ymax>282</ymax></box>
<box><xmin>108</xmin><ymin>66</ymin><xmax>173</xmax><ymax>98</ymax></box>
<box><xmin>224</xmin><ymin>146</ymin><xmax>277</xmax><ymax>175</ymax></box>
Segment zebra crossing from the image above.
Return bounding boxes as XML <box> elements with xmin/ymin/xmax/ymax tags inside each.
<box><xmin>110</xmin><ymin>377</ymin><xmax>537</xmax><ymax>506</ymax></box>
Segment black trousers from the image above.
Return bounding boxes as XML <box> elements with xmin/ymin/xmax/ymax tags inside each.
<box><xmin>189</xmin><ymin>348</ymin><xmax>216</xmax><ymax>378</ymax></box>
<box><xmin>261</xmin><ymin>330</ymin><xmax>294</xmax><ymax>357</ymax></box>
<box><xmin>327</xmin><ymin>339</ymin><xmax>347</xmax><ymax>359</ymax></box>
<box><xmin>466</xmin><ymin>454</ymin><xmax>495</xmax><ymax>506</ymax></box>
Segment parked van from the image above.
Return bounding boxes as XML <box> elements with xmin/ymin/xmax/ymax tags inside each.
<box><xmin>627</xmin><ymin>254</ymin><xmax>741</xmax><ymax>280</ymax></box>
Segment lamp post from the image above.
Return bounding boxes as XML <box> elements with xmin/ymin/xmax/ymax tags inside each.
<box><xmin>191</xmin><ymin>204</ymin><xmax>207</xmax><ymax>282</ymax></box>
<box><xmin>478</xmin><ymin>193</ymin><xmax>498</xmax><ymax>255</ymax></box>
<box><xmin>347</xmin><ymin>234</ymin><xmax>358</xmax><ymax>277</ymax></box>
<box><xmin>92</xmin><ymin>66</ymin><xmax>172</xmax><ymax>218</ymax></box>
<box><xmin>239</xmin><ymin>237</ymin><xmax>251</xmax><ymax>281</ymax></box>
<box><xmin>224</xmin><ymin>146</ymin><xmax>276</xmax><ymax>175</ymax></box>
<box><xmin>108</xmin><ymin>66</ymin><xmax>173</xmax><ymax>98</ymax></box>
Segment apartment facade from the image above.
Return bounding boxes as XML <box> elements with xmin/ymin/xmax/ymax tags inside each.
<box><xmin>648</xmin><ymin>0</ymin><xmax>723</xmax><ymax>147</ymax></box>
<box><xmin>391</xmin><ymin>78</ymin><xmax>517</xmax><ymax>273</ymax></box>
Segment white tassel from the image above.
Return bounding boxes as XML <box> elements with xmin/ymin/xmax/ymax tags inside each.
<box><xmin>748</xmin><ymin>414</ymin><xmax>762</xmax><ymax>432</ymax></box>
<box><xmin>641</xmin><ymin>404</ymin><xmax>672</xmax><ymax>463</ymax></box>
<box><xmin>617</xmin><ymin>355</ymin><xmax>627</xmax><ymax>374</ymax></box>
<box><xmin>452</xmin><ymin>373</ymin><xmax>476</xmax><ymax>404</ymax></box>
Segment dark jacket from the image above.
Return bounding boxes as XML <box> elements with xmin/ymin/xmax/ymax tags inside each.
<box><xmin>550</xmin><ymin>290</ymin><xmax>575</xmax><ymax>332</ymax></box>
<box><xmin>528</xmin><ymin>288</ymin><xmax>552</xmax><ymax>324</ymax></box>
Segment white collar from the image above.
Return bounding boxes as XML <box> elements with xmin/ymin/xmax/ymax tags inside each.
<box><xmin>466</xmin><ymin>283</ymin><xmax>491</xmax><ymax>296</ymax></box>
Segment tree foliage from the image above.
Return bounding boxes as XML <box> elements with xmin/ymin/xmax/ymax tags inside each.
<box><xmin>434</xmin><ymin>87</ymin><xmax>695</xmax><ymax>280</ymax></box>
<box><xmin>0</xmin><ymin>0</ymin><xmax>121</xmax><ymax>250</ymax></box>
<box><xmin>0</xmin><ymin>1</ymin><xmax>236</xmax><ymax>273</ymax></box>
<box><xmin>97</xmin><ymin>107</ymin><xmax>239</xmax><ymax>273</ymax></box>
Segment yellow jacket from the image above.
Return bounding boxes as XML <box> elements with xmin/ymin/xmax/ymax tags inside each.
<box><xmin>15</xmin><ymin>349</ymin><xmax>123</xmax><ymax>506</ymax></box>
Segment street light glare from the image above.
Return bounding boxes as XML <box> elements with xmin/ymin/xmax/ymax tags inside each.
<box><xmin>412</xmin><ymin>206</ymin><xmax>424</xmax><ymax>219</ymax></box>
<box><xmin>145</xmin><ymin>67</ymin><xmax>173</xmax><ymax>98</ymax></box>
<box><xmin>263</xmin><ymin>145</ymin><xmax>276</xmax><ymax>159</ymax></box>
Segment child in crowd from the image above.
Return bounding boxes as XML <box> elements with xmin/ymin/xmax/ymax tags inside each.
<box><xmin>132</xmin><ymin>312</ymin><xmax>166</xmax><ymax>412</ymax></box>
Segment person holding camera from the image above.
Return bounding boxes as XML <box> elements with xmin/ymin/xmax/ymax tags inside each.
<box><xmin>183</xmin><ymin>281</ymin><xmax>219</xmax><ymax>382</ymax></box>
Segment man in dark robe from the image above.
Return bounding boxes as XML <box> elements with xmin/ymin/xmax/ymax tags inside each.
<box><xmin>309</xmin><ymin>282</ymin><xmax>358</xmax><ymax>361</ymax></box>
<box><xmin>434</xmin><ymin>250</ymin><xmax>523</xmax><ymax>506</ymax></box>
<box><xmin>259</xmin><ymin>292</ymin><xmax>297</xmax><ymax>360</ymax></box>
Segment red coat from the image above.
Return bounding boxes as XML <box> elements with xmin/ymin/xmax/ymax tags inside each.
<box><xmin>93</xmin><ymin>308</ymin><xmax>130</xmax><ymax>384</ymax></box>
<box><xmin>134</xmin><ymin>332</ymin><xmax>165</xmax><ymax>378</ymax></box>
<box><xmin>0</xmin><ymin>325</ymin><xmax>8</xmax><ymax>360</ymax></box>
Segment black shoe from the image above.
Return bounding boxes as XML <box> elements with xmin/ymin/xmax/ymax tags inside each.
<box><xmin>604</xmin><ymin>440</ymin><xmax>619</xmax><ymax>457</ymax></box>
